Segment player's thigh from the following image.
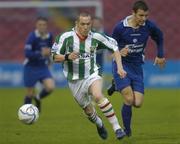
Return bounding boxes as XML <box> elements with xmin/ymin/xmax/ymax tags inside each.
<box><xmin>24</xmin><ymin>67</ymin><xmax>38</xmax><ymax>87</ymax></box>
<box><xmin>132</xmin><ymin>75</ymin><xmax>144</xmax><ymax>94</ymax></box>
<box><xmin>133</xmin><ymin>91</ymin><xmax>144</xmax><ymax>107</ymax></box>
<box><xmin>68</xmin><ymin>80</ymin><xmax>91</xmax><ymax>109</ymax></box>
<box><xmin>89</xmin><ymin>79</ymin><xmax>103</xmax><ymax>98</ymax></box>
<box><xmin>121</xmin><ymin>86</ymin><xmax>134</xmax><ymax>105</ymax></box>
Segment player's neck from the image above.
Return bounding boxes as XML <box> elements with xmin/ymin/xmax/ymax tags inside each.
<box><xmin>128</xmin><ymin>17</ymin><xmax>139</xmax><ymax>29</ymax></box>
<box><xmin>75</xmin><ymin>31</ymin><xmax>87</xmax><ymax>41</ymax></box>
<box><xmin>36</xmin><ymin>30</ymin><xmax>48</xmax><ymax>38</ymax></box>
<box><xmin>40</xmin><ymin>32</ymin><xmax>47</xmax><ymax>37</ymax></box>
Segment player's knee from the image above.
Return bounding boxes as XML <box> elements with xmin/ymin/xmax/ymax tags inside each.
<box><xmin>84</xmin><ymin>106</ymin><xmax>94</xmax><ymax>116</ymax></box>
<box><xmin>133</xmin><ymin>102</ymin><xmax>143</xmax><ymax>108</ymax></box>
<box><xmin>45</xmin><ymin>84</ymin><xmax>55</xmax><ymax>92</ymax></box>
<box><xmin>94</xmin><ymin>94</ymin><xmax>104</xmax><ymax>103</ymax></box>
<box><xmin>44</xmin><ymin>79</ymin><xmax>55</xmax><ymax>92</ymax></box>
<box><xmin>49</xmin><ymin>85</ymin><xmax>55</xmax><ymax>92</ymax></box>
<box><xmin>91</xmin><ymin>90</ymin><xmax>103</xmax><ymax>103</ymax></box>
<box><xmin>133</xmin><ymin>96</ymin><xmax>144</xmax><ymax>108</ymax></box>
<box><xmin>124</xmin><ymin>96</ymin><xmax>134</xmax><ymax>105</ymax></box>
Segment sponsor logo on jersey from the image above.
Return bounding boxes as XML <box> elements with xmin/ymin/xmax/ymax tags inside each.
<box><xmin>79</xmin><ymin>52</ymin><xmax>94</xmax><ymax>59</ymax></box>
<box><xmin>127</xmin><ymin>44</ymin><xmax>144</xmax><ymax>53</ymax></box>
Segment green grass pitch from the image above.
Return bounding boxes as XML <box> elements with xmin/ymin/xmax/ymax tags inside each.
<box><xmin>0</xmin><ymin>88</ymin><xmax>180</xmax><ymax>144</ymax></box>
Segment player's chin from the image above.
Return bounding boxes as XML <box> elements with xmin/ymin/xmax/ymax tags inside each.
<box><xmin>139</xmin><ymin>21</ymin><xmax>145</xmax><ymax>25</ymax></box>
<box><xmin>83</xmin><ymin>32</ymin><xmax>88</xmax><ymax>36</ymax></box>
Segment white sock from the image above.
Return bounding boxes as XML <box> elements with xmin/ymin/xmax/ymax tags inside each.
<box><xmin>98</xmin><ymin>98</ymin><xmax>121</xmax><ymax>131</ymax></box>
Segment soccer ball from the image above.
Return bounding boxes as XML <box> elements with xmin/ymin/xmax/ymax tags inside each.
<box><xmin>18</xmin><ymin>104</ymin><xmax>39</xmax><ymax>124</ymax></box>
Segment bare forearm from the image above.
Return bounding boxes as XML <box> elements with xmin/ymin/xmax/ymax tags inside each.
<box><xmin>52</xmin><ymin>52</ymin><xmax>79</xmax><ymax>63</ymax></box>
<box><xmin>114</xmin><ymin>50</ymin><xmax>123</xmax><ymax>70</ymax></box>
<box><xmin>53</xmin><ymin>54</ymin><xmax>65</xmax><ymax>62</ymax></box>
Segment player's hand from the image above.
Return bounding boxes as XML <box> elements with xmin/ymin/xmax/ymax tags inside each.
<box><xmin>117</xmin><ymin>69</ymin><xmax>127</xmax><ymax>79</ymax></box>
<box><xmin>41</xmin><ymin>47</ymin><xmax>50</xmax><ymax>57</ymax></box>
<box><xmin>120</xmin><ymin>47</ymin><xmax>129</xmax><ymax>57</ymax></box>
<box><xmin>68</xmin><ymin>52</ymin><xmax>79</xmax><ymax>60</ymax></box>
<box><xmin>153</xmin><ymin>57</ymin><xmax>166</xmax><ymax>69</ymax></box>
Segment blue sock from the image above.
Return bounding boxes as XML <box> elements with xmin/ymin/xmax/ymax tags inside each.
<box><xmin>24</xmin><ymin>96</ymin><xmax>32</xmax><ymax>104</ymax></box>
<box><xmin>39</xmin><ymin>89</ymin><xmax>51</xmax><ymax>99</ymax></box>
<box><xmin>121</xmin><ymin>103</ymin><xmax>132</xmax><ymax>132</ymax></box>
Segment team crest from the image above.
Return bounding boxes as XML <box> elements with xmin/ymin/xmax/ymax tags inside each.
<box><xmin>133</xmin><ymin>38</ymin><xmax>138</xmax><ymax>43</ymax></box>
<box><xmin>90</xmin><ymin>43</ymin><xmax>98</xmax><ymax>52</ymax></box>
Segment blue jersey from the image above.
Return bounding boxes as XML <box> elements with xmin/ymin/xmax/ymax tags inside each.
<box><xmin>112</xmin><ymin>16</ymin><xmax>164</xmax><ymax>93</ymax></box>
<box><xmin>112</xmin><ymin>15</ymin><xmax>164</xmax><ymax>64</ymax></box>
<box><xmin>23</xmin><ymin>30</ymin><xmax>53</xmax><ymax>87</ymax></box>
<box><xmin>24</xmin><ymin>30</ymin><xmax>53</xmax><ymax>67</ymax></box>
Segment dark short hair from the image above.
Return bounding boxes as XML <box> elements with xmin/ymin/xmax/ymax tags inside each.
<box><xmin>132</xmin><ymin>0</ymin><xmax>149</xmax><ymax>13</ymax></box>
<box><xmin>36</xmin><ymin>16</ymin><xmax>48</xmax><ymax>22</ymax></box>
<box><xmin>77</xmin><ymin>12</ymin><xmax>92</xmax><ymax>21</ymax></box>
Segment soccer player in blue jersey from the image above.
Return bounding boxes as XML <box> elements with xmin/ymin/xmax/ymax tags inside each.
<box><xmin>23</xmin><ymin>16</ymin><xmax>55</xmax><ymax>112</ymax></box>
<box><xmin>107</xmin><ymin>0</ymin><xmax>166</xmax><ymax>136</ymax></box>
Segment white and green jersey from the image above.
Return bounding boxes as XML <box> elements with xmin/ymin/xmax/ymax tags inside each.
<box><xmin>52</xmin><ymin>28</ymin><xmax>118</xmax><ymax>81</ymax></box>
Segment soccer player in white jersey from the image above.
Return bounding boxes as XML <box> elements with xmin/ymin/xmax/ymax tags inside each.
<box><xmin>51</xmin><ymin>12</ymin><xmax>127</xmax><ymax>140</ymax></box>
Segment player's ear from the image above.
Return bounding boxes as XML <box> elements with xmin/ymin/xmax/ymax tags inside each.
<box><xmin>132</xmin><ymin>10</ymin><xmax>136</xmax><ymax>16</ymax></box>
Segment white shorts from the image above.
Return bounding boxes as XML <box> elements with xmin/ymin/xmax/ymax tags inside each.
<box><xmin>68</xmin><ymin>72</ymin><xmax>101</xmax><ymax>108</ymax></box>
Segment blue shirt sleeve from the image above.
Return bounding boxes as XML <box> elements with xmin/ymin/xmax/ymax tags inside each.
<box><xmin>49</xmin><ymin>33</ymin><xmax>53</xmax><ymax>48</ymax></box>
<box><xmin>112</xmin><ymin>23</ymin><xmax>122</xmax><ymax>49</ymax></box>
<box><xmin>24</xmin><ymin>32</ymin><xmax>41</xmax><ymax>59</ymax></box>
<box><xmin>148</xmin><ymin>20</ymin><xmax>164</xmax><ymax>58</ymax></box>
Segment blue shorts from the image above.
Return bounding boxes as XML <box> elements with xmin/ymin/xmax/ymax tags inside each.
<box><xmin>24</xmin><ymin>66</ymin><xmax>52</xmax><ymax>87</ymax></box>
<box><xmin>112</xmin><ymin>61</ymin><xmax>144</xmax><ymax>94</ymax></box>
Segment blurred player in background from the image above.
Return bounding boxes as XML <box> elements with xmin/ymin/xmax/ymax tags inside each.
<box><xmin>107</xmin><ymin>0</ymin><xmax>166</xmax><ymax>136</ymax></box>
<box><xmin>92</xmin><ymin>17</ymin><xmax>105</xmax><ymax>75</ymax></box>
<box><xmin>51</xmin><ymin>12</ymin><xmax>127</xmax><ymax>140</ymax></box>
<box><xmin>23</xmin><ymin>16</ymin><xmax>55</xmax><ymax>112</ymax></box>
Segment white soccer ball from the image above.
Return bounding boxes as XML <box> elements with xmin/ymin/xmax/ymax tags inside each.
<box><xmin>18</xmin><ymin>104</ymin><xmax>39</xmax><ymax>124</ymax></box>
